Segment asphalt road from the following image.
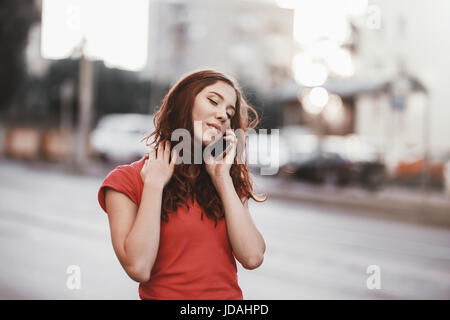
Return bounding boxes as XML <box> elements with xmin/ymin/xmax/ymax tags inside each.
<box><xmin>0</xmin><ymin>159</ymin><xmax>449</xmax><ymax>299</ymax></box>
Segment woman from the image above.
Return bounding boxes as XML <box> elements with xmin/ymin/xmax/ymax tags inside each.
<box><xmin>97</xmin><ymin>69</ymin><xmax>267</xmax><ymax>300</ymax></box>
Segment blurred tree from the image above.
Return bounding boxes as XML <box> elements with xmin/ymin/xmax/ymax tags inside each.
<box><xmin>44</xmin><ymin>59</ymin><xmax>80</xmax><ymax>126</ymax></box>
<box><xmin>0</xmin><ymin>0</ymin><xmax>40</xmax><ymax>111</ymax></box>
<box><xmin>95</xmin><ymin>66</ymin><xmax>152</xmax><ymax>120</ymax></box>
<box><xmin>6</xmin><ymin>57</ymin><xmax>153</xmax><ymax>126</ymax></box>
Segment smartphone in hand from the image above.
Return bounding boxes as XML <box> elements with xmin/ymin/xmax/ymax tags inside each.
<box><xmin>209</xmin><ymin>135</ymin><xmax>231</xmax><ymax>159</ymax></box>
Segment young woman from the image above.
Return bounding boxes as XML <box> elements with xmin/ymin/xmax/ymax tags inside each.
<box><xmin>97</xmin><ymin>69</ymin><xmax>267</xmax><ymax>300</ymax></box>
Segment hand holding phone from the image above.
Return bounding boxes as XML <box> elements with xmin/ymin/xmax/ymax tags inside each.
<box><xmin>209</xmin><ymin>135</ymin><xmax>231</xmax><ymax>159</ymax></box>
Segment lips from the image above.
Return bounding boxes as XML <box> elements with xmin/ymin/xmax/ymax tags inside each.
<box><xmin>207</xmin><ymin>123</ymin><xmax>222</xmax><ymax>133</ymax></box>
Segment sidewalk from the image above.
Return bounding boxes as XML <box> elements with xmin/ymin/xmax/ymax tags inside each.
<box><xmin>252</xmin><ymin>174</ymin><xmax>450</xmax><ymax>229</ymax></box>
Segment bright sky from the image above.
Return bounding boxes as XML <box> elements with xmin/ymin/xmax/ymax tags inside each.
<box><xmin>41</xmin><ymin>0</ymin><xmax>149</xmax><ymax>71</ymax></box>
<box><xmin>275</xmin><ymin>0</ymin><xmax>368</xmax><ymax>86</ymax></box>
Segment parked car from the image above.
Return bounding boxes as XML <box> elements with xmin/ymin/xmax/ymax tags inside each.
<box><xmin>280</xmin><ymin>130</ymin><xmax>385</xmax><ymax>189</ymax></box>
<box><xmin>90</xmin><ymin>113</ymin><xmax>155</xmax><ymax>163</ymax></box>
<box><xmin>322</xmin><ymin>135</ymin><xmax>386</xmax><ymax>189</ymax></box>
<box><xmin>286</xmin><ymin>148</ymin><xmax>354</xmax><ymax>185</ymax></box>
<box><xmin>278</xmin><ymin>125</ymin><xmax>322</xmax><ymax>180</ymax></box>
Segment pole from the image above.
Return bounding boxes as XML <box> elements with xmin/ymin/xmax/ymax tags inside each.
<box><xmin>421</xmin><ymin>93</ymin><xmax>430</xmax><ymax>207</ymax></box>
<box><xmin>74</xmin><ymin>53</ymin><xmax>94</xmax><ymax>173</ymax></box>
<box><xmin>60</xmin><ymin>79</ymin><xmax>74</xmax><ymax>133</ymax></box>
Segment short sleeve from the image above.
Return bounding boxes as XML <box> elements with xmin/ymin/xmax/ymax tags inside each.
<box><xmin>98</xmin><ymin>165</ymin><xmax>140</xmax><ymax>214</ymax></box>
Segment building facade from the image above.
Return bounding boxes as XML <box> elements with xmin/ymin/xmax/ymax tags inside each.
<box><xmin>354</xmin><ymin>0</ymin><xmax>450</xmax><ymax>160</ymax></box>
<box><xmin>141</xmin><ymin>0</ymin><xmax>295</xmax><ymax>93</ymax></box>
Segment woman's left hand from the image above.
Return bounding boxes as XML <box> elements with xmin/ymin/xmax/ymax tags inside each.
<box><xmin>205</xmin><ymin>129</ymin><xmax>237</xmax><ymax>183</ymax></box>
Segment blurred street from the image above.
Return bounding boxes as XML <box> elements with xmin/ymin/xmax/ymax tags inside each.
<box><xmin>2</xmin><ymin>0</ymin><xmax>450</xmax><ymax>302</ymax></box>
<box><xmin>252</xmin><ymin>174</ymin><xmax>450</xmax><ymax>229</ymax></box>
<box><xmin>1</xmin><ymin>159</ymin><xmax>449</xmax><ymax>299</ymax></box>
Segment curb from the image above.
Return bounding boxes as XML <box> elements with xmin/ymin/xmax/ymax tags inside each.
<box><xmin>253</xmin><ymin>176</ymin><xmax>450</xmax><ymax>229</ymax></box>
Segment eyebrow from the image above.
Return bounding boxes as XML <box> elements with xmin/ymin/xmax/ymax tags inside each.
<box><xmin>208</xmin><ymin>91</ymin><xmax>236</xmax><ymax>111</ymax></box>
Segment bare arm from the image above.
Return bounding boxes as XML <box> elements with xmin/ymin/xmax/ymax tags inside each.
<box><xmin>105</xmin><ymin>184</ymin><xmax>163</xmax><ymax>283</ymax></box>
<box><xmin>104</xmin><ymin>141</ymin><xmax>177</xmax><ymax>283</ymax></box>
<box><xmin>213</xmin><ymin>176</ymin><xmax>266</xmax><ymax>270</ymax></box>
<box><xmin>206</xmin><ymin>130</ymin><xmax>266</xmax><ymax>270</ymax></box>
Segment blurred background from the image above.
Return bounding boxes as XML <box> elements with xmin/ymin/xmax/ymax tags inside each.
<box><xmin>1</xmin><ymin>0</ymin><xmax>449</xmax><ymax>299</ymax></box>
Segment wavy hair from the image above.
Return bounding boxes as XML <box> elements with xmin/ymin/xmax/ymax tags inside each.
<box><xmin>141</xmin><ymin>69</ymin><xmax>267</xmax><ymax>227</ymax></box>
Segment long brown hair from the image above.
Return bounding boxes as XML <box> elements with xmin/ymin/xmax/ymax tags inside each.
<box><xmin>141</xmin><ymin>69</ymin><xmax>267</xmax><ymax>227</ymax></box>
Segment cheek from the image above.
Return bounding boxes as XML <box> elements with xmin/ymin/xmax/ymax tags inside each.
<box><xmin>192</xmin><ymin>100</ymin><xmax>211</xmax><ymax>121</ymax></box>
<box><xmin>192</xmin><ymin>117</ymin><xmax>212</xmax><ymax>143</ymax></box>
<box><xmin>191</xmin><ymin>108</ymin><xmax>200</xmax><ymax>123</ymax></box>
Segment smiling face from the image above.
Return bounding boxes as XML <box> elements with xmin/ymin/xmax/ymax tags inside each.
<box><xmin>192</xmin><ymin>81</ymin><xmax>237</xmax><ymax>146</ymax></box>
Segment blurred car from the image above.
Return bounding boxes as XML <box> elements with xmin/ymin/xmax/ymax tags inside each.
<box><xmin>280</xmin><ymin>130</ymin><xmax>385</xmax><ymax>189</ymax></box>
<box><xmin>90</xmin><ymin>113</ymin><xmax>155</xmax><ymax>163</ymax></box>
<box><xmin>322</xmin><ymin>135</ymin><xmax>386</xmax><ymax>189</ymax></box>
<box><xmin>284</xmin><ymin>147</ymin><xmax>354</xmax><ymax>185</ymax></box>
<box><xmin>278</xmin><ymin>125</ymin><xmax>323</xmax><ymax>180</ymax></box>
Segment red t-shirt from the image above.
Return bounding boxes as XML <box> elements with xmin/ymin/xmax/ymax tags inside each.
<box><xmin>98</xmin><ymin>156</ymin><xmax>243</xmax><ymax>300</ymax></box>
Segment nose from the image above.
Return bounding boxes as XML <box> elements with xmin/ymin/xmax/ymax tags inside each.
<box><xmin>215</xmin><ymin>106</ymin><xmax>228</xmax><ymax>122</ymax></box>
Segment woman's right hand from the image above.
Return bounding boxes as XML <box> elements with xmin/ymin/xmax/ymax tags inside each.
<box><xmin>141</xmin><ymin>140</ymin><xmax>178</xmax><ymax>189</ymax></box>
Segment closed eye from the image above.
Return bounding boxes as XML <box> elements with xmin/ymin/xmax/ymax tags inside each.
<box><xmin>208</xmin><ymin>98</ymin><xmax>218</xmax><ymax>105</ymax></box>
<box><xmin>209</xmin><ymin>98</ymin><xmax>234</xmax><ymax>119</ymax></box>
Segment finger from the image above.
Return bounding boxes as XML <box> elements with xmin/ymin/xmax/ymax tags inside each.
<box><xmin>223</xmin><ymin>136</ymin><xmax>237</xmax><ymax>154</ymax></box>
<box><xmin>170</xmin><ymin>149</ymin><xmax>178</xmax><ymax>168</ymax></box>
<box><xmin>224</xmin><ymin>133</ymin><xmax>237</xmax><ymax>144</ymax></box>
<box><xmin>225</xmin><ymin>129</ymin><xmax>236</xmax><ymax>138</ymax></box>
<box><xmin>223</xmin><ymin>135</ymin><xmax>236</xmax><ymax>143</ymax></box>
<box><xmin>215</xmin><ymin>142</ymin><xmax>232</xmax><ymax>162</ymax></box>
<box><xmin>215</xmin><ymin>150</ymin><xmax>225</xmax><ymax>162</ymax></box>
<box><xmin>204</xmin><ymin>149</ymin><xmax>215</xmax><ymax>165</ymax></box>
<box><xmin>224</xmin><ymin>140</ymin><xmax>236</xmax><ymax>164</ymax></box>
<box><xmin>164</xmin><ymin>140</ymin><xmax>170</xmax><ymax>162</ymax></box>
<box><xmin>148</xmin><ymin>148</ymin><xmax>156</xmax><ymax>160</ymax></box>
<box><xmin>157</xmin><ymin>141</ymin><xmax>164</xmax><ymax>159</ymax></box>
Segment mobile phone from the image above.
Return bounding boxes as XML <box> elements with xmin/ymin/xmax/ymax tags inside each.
<box><xmin>209</xmin><ymin>135</ymin><xmax>231</xmax><ymax>159</ymax></box>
